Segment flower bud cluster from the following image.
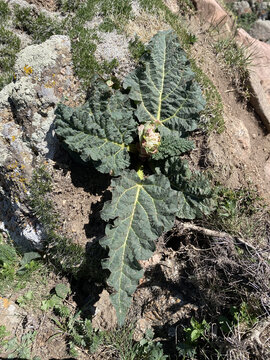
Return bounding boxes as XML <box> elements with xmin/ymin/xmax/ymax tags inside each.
<box><xmin>138</xmin><ymin>122</ymin><xmax>161</xmax><ymax>157</ymax></box>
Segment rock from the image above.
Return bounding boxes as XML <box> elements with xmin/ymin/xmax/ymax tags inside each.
<box><xmin>163</xmin><ymin>0</ymin><xmax>179</xmax><ymax>13</ymax></box>
<box><xmin>0</xmin><ymin>35</ymin><xmax>83</xmax><ymax>249</ymax></box>
<box><xmin>257</xmin><ymin>1</ymin><xmax>269</xmax><ymax>20</ymax></box>
<box><xmin>133</xmin><ymin>318</ymin><xmax>152</xmax><ymax>341</ymax></box>
<box><xmin>0</xmin><ymin>297</ymin><xmax>23</xmax><ymax>333</ymax></box>
<box><xmin>232</xmin><ymin>1</ymin><xmax>252</xmax><ymax>16</ymax></box>
<box><xmin>95</xmin><ymin>31</ymin><xmax>135</xmax><ymax>80</ymax></box>
<box><xmin>92</xmin><ymin>290</ymin><xmax>118</xmax><ymax>331</ymax></box>
<box><xmin>250</xmin><ymin>20</ymin><xmax>270</xmax><ymax>42</ymax></box>
<box><xmin>232</xmin><ymin>118</ymin><xmax>251</xmax><ymax>152</ymax></box>
<box><xmin>236</xmin><ymin>29</ymin><xmax>270</xmax><ymax>132</ymax></box>
<box><xmin>264</xmin><ymin>158</ymin><xmax>270</xmax><ymax>181</ymax></box>
<box><xmin>194</xmin><ymin>1</ymin><xmax>270</xmax><ymax>131</ymax></box>
<box><xmin>193</xmin><ymin>0</ymin><xmax>233</xmax><ymax>32</ymax></box>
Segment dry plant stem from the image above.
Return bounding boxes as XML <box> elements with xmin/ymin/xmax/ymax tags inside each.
<box><xmin>249</xmin><ymin>316</ymin><xmax>270</xmax><ymax>348</ymax></box>
<box><xmin>175</xmin><ymin>221</ymin><xmax>270</xmax><ymax>261</ymax></box>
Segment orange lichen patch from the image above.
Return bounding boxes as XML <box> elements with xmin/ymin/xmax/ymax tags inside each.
<box><xmin>0</xmin><ymin>297</ymin><xmax>11</xmax><ymax>309</ymax></box>
<box><xmin>11</xmin><ymin>135</ymin><xmax>16</xmax><ymax>142</ymax></box>
<box><xmin>23</xmin><ymin>65</ymin><xmax>33</xmax><ymax>75</ymax></box>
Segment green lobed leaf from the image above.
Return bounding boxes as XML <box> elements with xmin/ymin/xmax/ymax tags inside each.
<box><xmin>54</xmin><ymin>82</ymin><xmax>137</xmax><ymax>175</ymax></box>
<box><xmin>123</xmin><ymin>30</ymin><xmax>205</xmax><ymax>135</ymax></box>
<box><xmin>152</xmin><ymin>133</ymin><xmax>194</xmax><ymax>160</ymax></box>
<box><xmin>161</xmin><ymin>158</ymin><xmax>216</xmax><ymax>219</ymax></box>
<box><xmin>100</xmin><ymin>170</ymin><xmax>178</xmax><ymax>324</ymax></box>
<box><xmin>55</xmin><ymin>283</ymin><xmax>70</xmax><ymax>299</ymax></box>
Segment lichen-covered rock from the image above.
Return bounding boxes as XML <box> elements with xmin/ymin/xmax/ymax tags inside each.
<box><xmin>0</xmin><ymin>297</ymin><xmax>24</xmax><ymax>334</ymax></box>
<box><xmin>250</xmin><ymin>20</ymin><xmax>270</xmax><ymax>43</ymax></box>
<box><xmin>0</xmin><ymin>35</ymin><xmax>84</xmax><ymax>249</ymax></box>
<box><xmin>95</xmin><ymin>31</ymin><xmax>135</xmax><ymax>80</ymax></box>
<box><xmin>232</xmin><ymin>1</ymin><xmax>252</xmax><ymax>16</ymax></box>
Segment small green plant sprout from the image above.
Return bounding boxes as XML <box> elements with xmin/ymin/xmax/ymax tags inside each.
<box><xmin>3</xmin><ymin>331</ymin><xmax>37</xmax><ymax>360</ymax></box>
<box><xmin>40</xmin><ymin>283</ymin><xmax>71</xmax><ymax>317</ymax></box>
<box><xmin>0</xmin><ymin>325</ymin><xmax>10</xmax><ymax>348</ymax></box>
<box><xmin>55</xmin><ymin>30</ymin><xmax>216</xmax><ymax>324</ymax></box>
<box><xmin>185</xmin><ymin>318</ymin><xmax>210</xmax><ymax>343</ymax></box>
<box><xmin>17</xmin><ymin>290</ymin><xmax>34</xmax><ymax>308</ymax></box>
<box><xmin>177</xmin><ymin>318</ymin><xmax>210</xmax><ymax>359</ymax></box>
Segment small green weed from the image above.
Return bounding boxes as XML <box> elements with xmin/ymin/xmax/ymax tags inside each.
<box><xmin>207</xmin><ymin>186</ymin><xmax>268</xmax><ymax>239</ymax></box>
<box><xmin>52</xmin><ymin>314</ymin><xmax>168</xmax><ymax>359</ymax></box>
<box><xmin>40</xmin><ymin>283</ymin><xmax>71</xmax><ymax>317</ymax></box>
<box><xmin>177</xmin><ymin>318</ymin><xmax>210</xmax><ymax>359</ymax></box>
<box><xmin>29</xmin><ymin>164</ymin><xmax>86</xmax><ymax>276</ymax></box>
<box><xmin>13</xmin><ymin>5</ymin><xmax>63</xmax><ymax>43</ymax></box>
<box><xmin>213</xmin><ymin>37</ymin><xmax>253</xmax><ymax>100</ymax></box>
<box><xmin>17</xmin><ymin>290</ymin><xmax>34</xmax><ymax>308</ymax></box>
<box><xmin>0</xmin><ymin>26</ymin><xmax>20</xmax><ymax>90</ymax></box>
<box><xmin>129</xmin><ymin>35</ymin><xmax>146</xmax><ymax>61</ymax></box>
<box><xmin>0</xmin><ymin>237</ymin><xmax>18</xmax><ymax>280</ymax></box>
<box><xmin>0</xmin><ymin>325</ymin><xmax>10</xmax><ymax>348</ymax></box>
<box><xmin>100</xmin><ymin>0</ymin><xmax>132</xmax><ymax>18</ymax></box>
<box><xmin>3</xmin><ymin>331</ymin><xmax>38</xmax><ymax>360</ymax></box>
<box><xmin>99</xmin><ymin>17</ymin><xmax>118</xmax><ymax>32</ymax></box>
<box><xmin>0</xmin><ymin>0</ymin><xmax>10</xmax><ymax>22</ymax></box>
<box><xmin>0</xmin><ymin>236</ymin><xmax>41</xmax><ymax>290</ymax></box>
<box><xmin>177</xmin><ymin>303</ymin><xmax>259</xmax><ymax>359</ymax></box>
<box><xmin>0</xmin><ymin>236</ymin><xmax>50</xmax><ymax>308</ymax></box>
<box><xmin>218</xmin><ymin>302</ymin><xmax>258</xmax><ymax>334</ymax></box>
<box><xmin>191</xmin><ymin>60</ymin><xmax>224</xmax><ymax>133</ymax></box>
<box><xmin>57</xmin><ymin>0</ymin><xmax>82</xmax><ymax>12</ymax></box>
<box><xmin>236</xmin><ymin>13</ymin><xmax>257</xmax><ymax>32</ymax></box>
<box><xmin>225</xmin><ymin>2</ymin><xmax>257</xmax><ymax>32</ymax></box>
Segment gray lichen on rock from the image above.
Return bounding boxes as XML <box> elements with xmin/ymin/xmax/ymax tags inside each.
<box><xmin>95</xmin><ymin>30</ymin><xmax>136</xmax><ymax>80</ymax></box>
<box><xmin>0</xmin><ymin>34</ymin><xmax>83</xmax><ymax>249</ymax></box>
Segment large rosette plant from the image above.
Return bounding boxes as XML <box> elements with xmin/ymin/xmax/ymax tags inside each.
<box><xmin>54</xmin><ymin>30</ymin><xmax>215</xmax><ymax>324</ymax></box>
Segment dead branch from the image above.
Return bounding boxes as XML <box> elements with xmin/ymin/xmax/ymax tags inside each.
<box><xmin>175</xmin><ymin>221</ymin><xmax>270</xmax><ymax>261</ymax></box>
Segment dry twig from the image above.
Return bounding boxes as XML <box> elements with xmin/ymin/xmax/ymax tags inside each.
<box><xmin>175</xmin><ymin>221</ymin><xmax>270</xmax><ymax>261</ymax></box>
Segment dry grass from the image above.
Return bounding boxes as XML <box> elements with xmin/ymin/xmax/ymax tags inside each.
<box><xmin>124</xmin><ymin>9</ymin><xmax>170</xmax><ymax>43</ymax></box>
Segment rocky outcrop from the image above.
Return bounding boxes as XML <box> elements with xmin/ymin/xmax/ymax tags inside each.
<box><xmin>194</xmin><ymin>0</ymin><xmax>270</xmax><ymax>132</ymax></box>
<box><xmin>193</xmin><ymin>0</ymin><xmax>234</xmax><ymax>32</ymax></box>
<box><xmin>0</xmin><ymin>35</ymin><xmax>83</xmax><ymax>249</ymax></box>
<box><xmin>236</xmin><ymin>28</ymin><xmax>270</xmax><ymax>132</ymax></box>
<box><xmin>250</xmin><ymin>19</ymin><xmax>270</xmax><ymax>43</ymax></box>
<box><xmin>232</xmin><ymin>1</ymin><xmax>252</xmax><ymax>16</ymax></box>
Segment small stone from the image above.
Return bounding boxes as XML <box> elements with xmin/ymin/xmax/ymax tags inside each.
<box><xmin>252</xmin><ymin>133</ymin><xmax>256</xmax><ymax>139</ymax></box>
<box><xmin>264</xmin><ymin>159</ymin><xmax>270</xmax><ymax>180</ymax></box>
<box><xmin>92</xmin><ymin>290</ymin><xmax>117</xmax><ymax>331</ymax></box>
<box><xmin>0</xmin><ymin>297</ymin><xmax>23</xmax><ymax>333</ymax></box>
<box><xmin>133</xmin><ymin>318</ymin><xmax>152</xmax><ymax>341</ymax></box>
<box><xmin>250</xmin><ymin>20</ymin><xmax>270</xmax><ymax>43</ymax></box>
<box><xmin>163</xmin><ymin>0</ymin><xmax>179</xmax><ymax>13</ymax></box>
